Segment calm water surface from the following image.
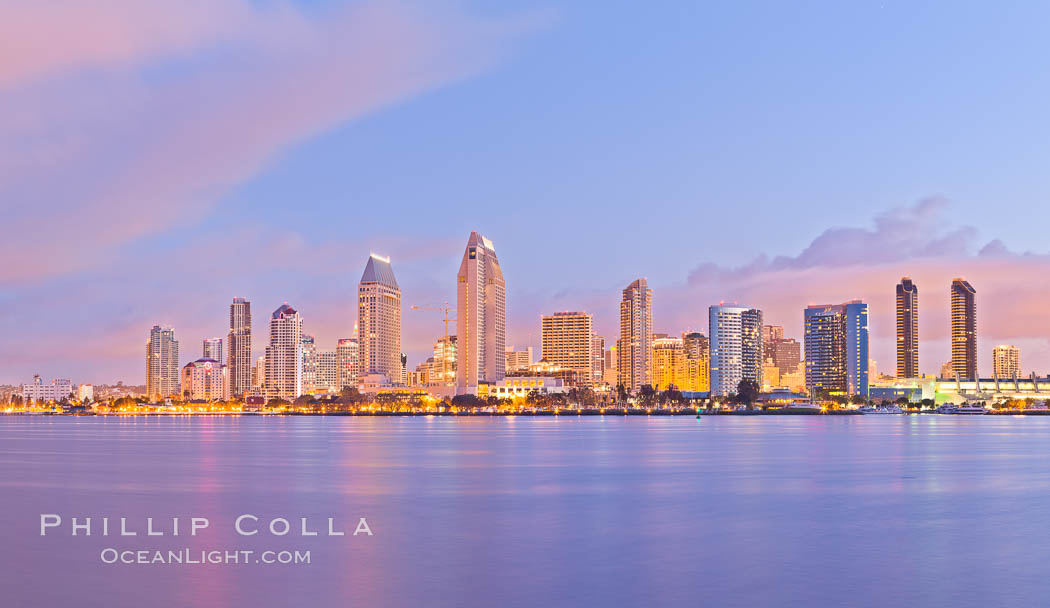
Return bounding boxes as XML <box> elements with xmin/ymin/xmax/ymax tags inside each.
<box><xmin>2</xmin><ymin>415</ymin><xmax>1049</xmax><ymax>607</ymax></box>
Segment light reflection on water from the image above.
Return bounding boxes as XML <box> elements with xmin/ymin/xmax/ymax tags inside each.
<box><xmin>1</xmin><ymin>415</ymin><xmax>1049</xmax><ymax>607</ymax></box>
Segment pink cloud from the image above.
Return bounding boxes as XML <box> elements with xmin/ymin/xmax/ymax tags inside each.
<box><xmin>0</xmin><ymin>1</ymin><xmax>538</xmax><ymax>284</ymax></box>
<box><xmin>506</xmin><ymin>200</ymin><xmax>1050</xmax><ymax>378</ymax></box>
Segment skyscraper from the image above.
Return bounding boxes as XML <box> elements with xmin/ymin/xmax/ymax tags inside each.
<box><xmin>456</xmin><ymin>232</ymin><xmax>506</xmax><ymax>392</ymax></box>
<box><xmin>358</xmin><ymin>254</ymin><xmax>402</xmax><ymax>382</ymax></box>
<box><xmin>146</xmin><ymin>325</ymin><xmax>180</xmax><ymax>400</ymax></box>
<box><xmin>652</xmin><ymin>335</ymin><xmax>687</xmax><ymax>390</ymax></box>
<box><xmin>316</xmin><ymin>350</ymin><xmax>339</xmax><ymax>393</ymax></box>
<box><xmin>591</xmin><ymin>335</ymin><xmax>605</xmax><ymax>387</ymax></box>
<box><xmin>617</xmin><ymin>278</ymin><xmax>653</xmax><ymax>392</ymax></box>
<box><xmin>896</xmin><ymin>277</ymin><xmax>919</xmax><ymax>378</ymax></box>
<box><xmin>264</xmin><ymin>304</ymin><xmax>302</xmax><ymax>400</ymax></box>
<box><xmin>301</xmin><ymin>335</ymin><xmax>318</xmax><ymax>394</ymax></box>
<box><xmin>337</xmin><ymin>337</ymin><xmax>359</xmax><ymax>390</ymax></box>
<box><xmin>951</xmin><ymin>278</ymin><xmax>977</xmax><ymax>380</ymax></box>
<box><xmin>541</xmin><ymin>312</ymin><xmax>595</xmax><ymax>386</ymax></box>
<box><xmin>993</xmin><ymin>344</ymin><xmax>1019</xmax><ymax>379</ymax></box>
<box><xmin>228</xmin><ymin>297</ymin><xmax>252</xmax><ymax>397</ymax></box>
<box><xmin>804</xmin><ymin>301</ymin><xmax>869</xmax><ymax>397</ymax></box>
<box><xmin>203</xmin><ymin>337</ymin><xmax>223</xmax><ymax>364</ymax></box>
<box><xmin>682</xmin><ymin>332</ymin><xmax>710</xmax><ymax>393</ymax></box>
<box><xmin>708</xmin><ymin>306</ymin><xmax>763</xmax><ymax>397</ymax></box>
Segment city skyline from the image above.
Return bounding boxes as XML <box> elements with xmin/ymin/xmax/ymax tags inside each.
<box><xmin>6</xmin><ymin>3</ymin><xmax>1050</xmax><ymax>383</ymax></box>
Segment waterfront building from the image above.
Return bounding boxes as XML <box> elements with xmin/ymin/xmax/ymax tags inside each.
<box><xmin>264</xmin><ymin>304</ymin><xmax>302</xmax><ymax>400</ymax></box>
<box><xmin>146</xmin><ymin>325</ymin><xmax>180</xmax><ymax>400</ymax></box>
<box><xmin>804</xmin><ymin>300</ymin><xmax>869</xmax><ymax>397</ymax></box>
<box><xmin>617</xmin><ymin>278</ymin><xmax>653</xmax><ymax>392</ymax></box>
<box><xmin>541</xmin><ymin>312</ymin><xmax>595</xmax><ymax>386</ymax></box>
<box><xmin>682</xmin><ymin>332</ymin><xmax>710</xmax><ymax>393</ymax></box>
<box><xmin>432</xmin><ymin>336</ymin><xmax>457</xmax><ymax>384</ymax></box>
<box><xmin>316</xmin><ymin>350</ymin><xmax>339</xmax><ymax>393</ymax></box>
<box><xmin>456</xmin><ymin>232</ymin><xmax>506</xmax><ymax>392</ymax></box>
<box><xmin>652</xmin><ymin>335</ymin><xmax>687</xmax><ymax>391</ymax></box>
<box><xmin>591</xmin><ymin>335</ymin><xmax>605</xmax><ymax>386</ymax></box>
<box><xmin>505</xmin><ymin>359</ymin><xmax>581</xmax><ymax>387</ymax></box>
<box><xmin>337</xmin><ymin>336</ymin><xmax>359</xmax><ymax>390</ymax></box>
<box><xmin>708</xmin><ymin>305</ymin><xmax>763</xmax><ymax>397</ymax></box>
<box><xmin>77</xmin><ymin>384</ymin><xmax>94</xmax><ymax>402</ymax></box>
<box><xmin>301</xmin><ymin>335</ymin><xmax>318</xmax><ymax>393</ymax></box>
<box><xmin>180</xmin><ymin>358</ymin><xmax>228</xmax><ymax>401</ymax></box>
<box><xmin>939</xmin><ymin>360</ymin><xmax>954</xmax><ymax>379</ymax></box>
<box><xmin>951</xmin><ymin>278</ymin><xmax>977</xmax><ymax>380</ymax></box>
<box><xmin>993</xmin><ymin>345</ymin><xmax>1020</xmax><ymax>379</ymax></box>
<box><xmin>21</xmin><ymin>375</ymin><xmax>73</xmax><ymax>403</ymax></box>
<box><xmin>505</xmin><ymin>347</ymin><xmax>533</xmax><ymax>372</ymax></box>
<box><xmin>492</xmin><ymin>377</ymin><xmax>568</xmax><ymax>399</ymax></box>
<box><xmin>228</xmin><ymin>297</ymin><xmax>252</xmax><ymax>397</ymax></box>
<box><xmin>203</xmin><ymin>338</ymin><xmax>223</xmax><ymax>365</ymax></box>
<box><xmin>896</xmin><ymin>277</ymin><xmax>919</xmax><ymax>378</ymax></box>
<box><xmin>358</xmin><ymin>254</ymin><xmax>402</xmax><ymax>383</ymax></box>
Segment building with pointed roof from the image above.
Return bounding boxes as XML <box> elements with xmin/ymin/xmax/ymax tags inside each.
<box><xmin>456</xmin><ymin>232</ymin><xmax>506</xmax><ymax>393</ymax></box>
<box><xmin>358</xmin><ymin>254</ymin><xmax>402</xmax><ymax>383</ymax></box>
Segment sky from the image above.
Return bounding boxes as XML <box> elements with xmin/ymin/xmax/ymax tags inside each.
<box><xmin>3</xmin><ymin>0</ymin><xmax>1050</xmax><ymax>384</ymax></box>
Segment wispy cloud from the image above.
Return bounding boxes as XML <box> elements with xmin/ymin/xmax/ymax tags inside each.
<box><xmin>0</xmin><ymin>1</ymin><xmax>538</xmax><ymax>283</ymax></box>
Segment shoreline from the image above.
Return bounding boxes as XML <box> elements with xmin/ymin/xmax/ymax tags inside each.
<box><xmin>5</xmin><ymin>409</ymin><xmax>1050</xmax><ymax>417</ymax></box>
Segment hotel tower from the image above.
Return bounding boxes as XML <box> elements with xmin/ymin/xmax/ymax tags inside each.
<box><xmin>895</xmin><ymin>277</ymin><xmax>919</xmax><ymax>378</ymax></box>
<box><xmin>456</xmin><ymin>232</ymin><xmax>506</xmax><ymax>392</ymax></box>
<box><xmin>228</xmin><ymin>297</ymin><xmax>252</xmax><ymax>397</ymax></box>
<box><xmin>617</xmin><ymin>278</ymin><xmax>653</xmax><ymax>392</ymax></box>
<box><xmin>950</xmin><ymin>278</ymin><xmax>977</xmax><ymax>380</ymax></box>
<box><xmin>804</xmin><ymin>301</ymin><xmax>869</xmax><ymax>397</ymax></box>
<box><xmin>358</xmin><ymin>254</ymin><xmax>402</xmax><ymax>383</ymax></box>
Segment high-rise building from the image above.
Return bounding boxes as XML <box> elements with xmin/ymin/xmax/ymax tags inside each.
<box><xmin>316</xmin><ymin>350</ymin><xmax>339</xmax><ymax>393</ymax></box>
<box><xmin>617</xmin><ymin>278</ymin><xmax>653</xmax><ymax>392</ymax></box>
<box><xmin>939</xmin><ymin>360</ymin><xmax>954</xmax><ymax>379</ymax></box>
<box><xmin>228</xmin><ymin>297</ymin><xmax>252</xmax><ymax>397</ymax></box>
<box><xmin>505</xmin><ymin>347</ymin><xmax>533</xmax><ymax>372</ymax></box>
<box><xmin>762</xmin><ymin>325</ymin><xmax>784</xmax><ymax>356</ymax></box>
<box><xmin>682</xmin><ymin>332</ymin><xmax>710</xmax><ymax>393</ymax></box>
<box><xmin>652</xmin><ymin>336</ymin><xmax>687</xmax><ymax>390</ymax></box>
<box><xmin>951</xmin><ymin>278</ymin><xmax>977</xmax><ymax>380</ymax></box>
<box><xmin>264</xmin><ymin>304</ymin><xmax>302</xmax><ymax>400</ymax></box>
<box><xmin>896</xmin><ymin>277</ymin><xmax>919</xmax><ymax>378</ymax></box>
<box><xmin>301</xmin><ymin>335</ymin><xmax>318</xmax><ymax>394</ymax></box>
<box><xmin>993</xmin><ymin>344</ymin><xmax>1020</xmax><ymax>379</ymax></box>
<box><xmin>203</xmin><ymin>338</ymin><xmax>223</xmax><ymax>364</ymax></box>
<box><xmin>804</xmin><ymin>301</ymin><xmax>869</xmax><ymax>397</ymax></box>
<box><xmin>180</xmin><ymin>358</ymin><xmax>228</xmax><ymax>401</ymax></box>
<box><xmin>603</xmin><ymin>346</ymin><xmax>618</xmax><ymax>386</ymax></box>
<box><xmin>591</xmin><ymin>335</ymin><xmax>605</xmax><ymax>387</ymax></box>
<box><xmin>541</xmin><ymin>312</ymin><xmax>595</xmax><ymax>386</ymax></box>
<box><xmin>337</xmin><ymin>337</ymin><xmax>359</xmax><ymax>390</ymax></box>
<box><xmin>708</xmin><ymin>306</ymin><xmax>763</xmax><ymax>397</ymax></box>
<box><xmin>456</xmin><ymin>232</ymin><xmax>506</xmax><ymax>392</ymax></box>
<box><xmin>146</xmin><ymin>325</ymin><xmax>180</xmax><ymax>400</ymax></box>
<box><xmin>358</xmin><ymin>254</ymin><xmax>402</xmax><ymax>383</ymax></box>
<box><xmin>770</xmin><ymin>338</ymin><xmax>801</xmax><ymax>375</ymax></box>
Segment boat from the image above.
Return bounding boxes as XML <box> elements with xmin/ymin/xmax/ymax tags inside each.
<box><xmin>858</xmin><ymin>404</ymin><xmax>904</xmax><ymax>414</ymax></box>
<box><xmin>936</xmin><ymin>403</ymin><xmax>988</xmax><ymax>415</ymax></box>
<box><xmin>781</xmin><ymin>401</ymin><xmax>822</xmax><ymax>414</ymax></box>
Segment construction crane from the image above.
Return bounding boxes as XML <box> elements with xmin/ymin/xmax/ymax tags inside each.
<box><xmin>410</xmin><ymin>302</ymin><xmax>457</xmax><ymax>383</ymax></box>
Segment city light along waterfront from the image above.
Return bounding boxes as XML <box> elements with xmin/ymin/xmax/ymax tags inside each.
<box><xmin>7</xmin><ymin>232</ymin><xmax>1050</xmax><ymax>417</ymax></box>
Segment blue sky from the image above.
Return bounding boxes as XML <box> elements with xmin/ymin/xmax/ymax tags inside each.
<box><xmin>3</xmin><ymin>1</ymin><xmax>1050</xmax><ymax>383</ymax></box>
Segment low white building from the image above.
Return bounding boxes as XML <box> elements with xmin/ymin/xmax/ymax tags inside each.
<box><xmin>21</xmin><ymin>375</ymin><xmax>73</xmax><ymax>403</ymax></box>
<box><xmin>491</xmin><ymin>376</ymin><xmax>567</xmax><ymax>399</ymax></box>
